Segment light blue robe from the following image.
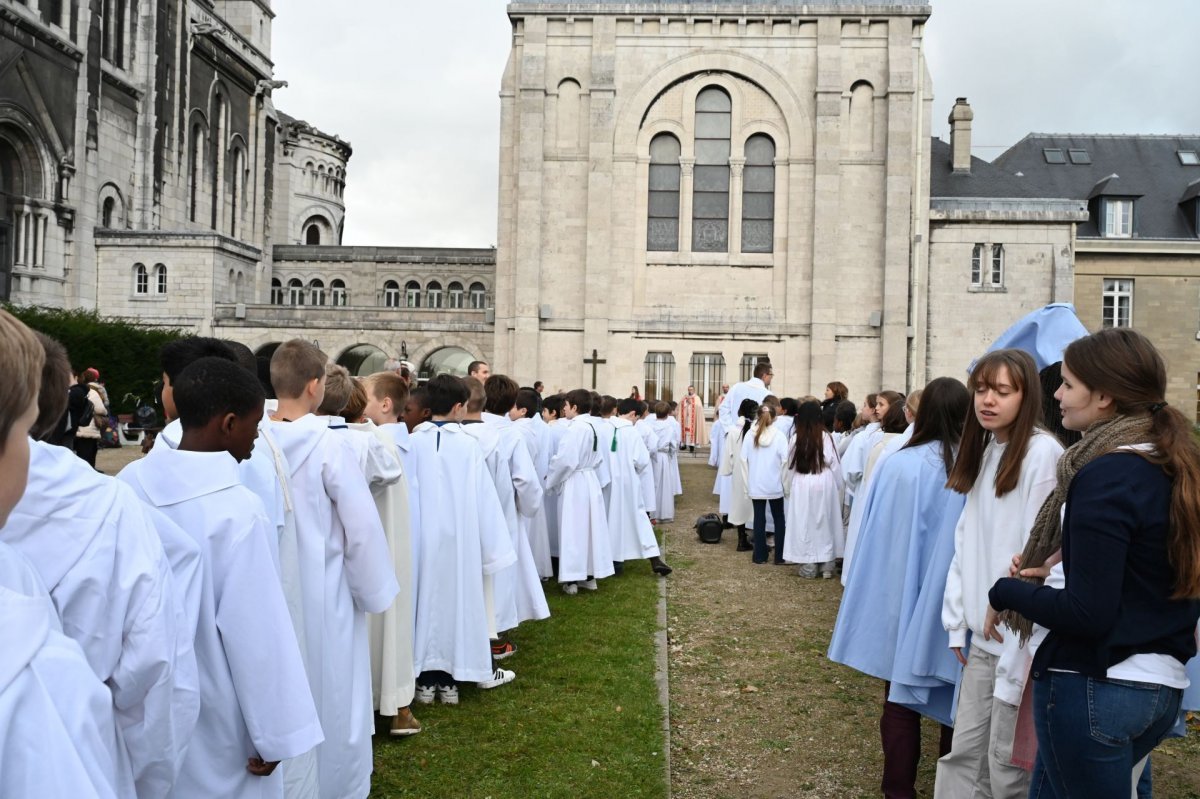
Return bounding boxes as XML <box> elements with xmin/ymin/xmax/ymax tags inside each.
<box><xmin>828</xmin><ymin>441</ymin><xmax>966</xmax><ymax>724</ymax></box>
<box><xmin>971</xmin><ymin>302</ymin><xmax>1088</xmax><ymax>374</ymax></box>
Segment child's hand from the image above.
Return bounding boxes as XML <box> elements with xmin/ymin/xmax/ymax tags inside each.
<box><xmin>247</xmin><ymin>756</ymin><xmax>280</xmax><ymax>777</ymax></box>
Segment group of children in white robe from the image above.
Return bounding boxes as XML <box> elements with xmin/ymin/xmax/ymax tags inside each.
<box><xmin>0</xmin><ymin>314</ymin><xmax>682</xmax><ymax>798</ymax></box>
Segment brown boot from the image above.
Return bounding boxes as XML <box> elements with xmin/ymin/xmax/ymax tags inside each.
<box><xmin>389</xmin><ymin>706</ymin><xmax>422</xmax><ymax>737</ymax></box>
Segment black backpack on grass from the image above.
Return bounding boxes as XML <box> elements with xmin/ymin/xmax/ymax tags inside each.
<box><xmin>694</xmin><ymin>513</ymin><xmax>723</xmax><ymax>544</ymax></box>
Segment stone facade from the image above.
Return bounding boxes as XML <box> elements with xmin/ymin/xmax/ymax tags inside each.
<box><xmin>495</xmin><ymin>1</ymin><xmax>936</xmax><ymax>400</ymax></box>
<box><xmin>1074</xmin><ymin>242</ymin><xmax>1200</xmax><ymax>419</ymax></box>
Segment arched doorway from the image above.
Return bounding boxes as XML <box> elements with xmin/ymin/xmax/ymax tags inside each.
<box><xmin>337</xmin><ymin>343</ymin><xmax>389</xmax><ymax>376</ymax></box>
<box><xmin>419</xmin><ymin>346</ymin><xmax>476</xmax><ymax>381</ymax></box>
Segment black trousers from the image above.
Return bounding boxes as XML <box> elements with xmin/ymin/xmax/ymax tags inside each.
<box><xmin>74</xmin><ymin>436</ymin><xmax>99</xmax><ymax>468</ymax></box>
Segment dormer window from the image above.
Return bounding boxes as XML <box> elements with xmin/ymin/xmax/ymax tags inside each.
<box><xmin>1102</xmin><ymin>198</ymin><xmax>1133</xmax><ymax>238</ymax></box>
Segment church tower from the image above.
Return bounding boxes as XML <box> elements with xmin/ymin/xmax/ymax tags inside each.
<box><xmin>495</xmin><ymin>0</ymin><xmax>933</xmax><ymax>400</ymax></box>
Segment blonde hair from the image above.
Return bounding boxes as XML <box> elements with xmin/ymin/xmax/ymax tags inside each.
<box><xmin>0</xmin><ymin>310</ymin><xmax>44</xmax><ymax>449</ymax></box>
<box><xmin>905</xmin><ymin>388</ymin><xmax>922</xmax><ymax>418</ymax></box>
<box><xmin>364</xmin><ymin>371</ymin><xmax>409</xmax><ymax>409</ymax></box>
<box><xmin>270</xmin><ymin>339</ymin><xmax>327</xmax><ymax>399</ymax></box>
<box><xmin>753</xmin><ymin>403</ymin><xmax>777</xmax><ymax>447</ymax></box>
<box><xmin>318</xmin><ymin>363</ymin><xmax>353</xmax><ymax>416</ymax></box>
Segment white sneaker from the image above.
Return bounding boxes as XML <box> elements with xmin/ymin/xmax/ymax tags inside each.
<box><xmin>580</xmin><ymin>579</ymin><xmax>599</xmax><ymax>591</ymax></box>
<box><xmin>437</xmin><ymin>684</ymin><xmax>459</xmax><ymax>705</ymax></box>
<box><xmin>561</xmin><ymin>582</ymin><xmax>578</xmax><ymax>595</ymax></box>
<box><xmin>478</xmin><ymin>668</ymin><xmax>516</xmax><ymax>690</ymax></box>
<box><xmin>414</xmin><ymin>684</ymin><xmax>436</xmax><ymax>705</ymax></box>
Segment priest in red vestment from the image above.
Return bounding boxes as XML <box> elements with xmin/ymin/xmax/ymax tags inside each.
<box><xmin>677</xmin><ymin>386</ymin><xmax>708</xmax><ymax>451</ymax></box>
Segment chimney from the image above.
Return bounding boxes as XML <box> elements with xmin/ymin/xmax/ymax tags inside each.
<box><xmin>949</xmin><ymin>97</ymin><xmax>974</xmax><ymax>173</ymax></box>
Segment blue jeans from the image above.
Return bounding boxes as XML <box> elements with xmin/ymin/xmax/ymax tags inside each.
<box><xmin>1029</xmin><ymin>671</ymin><xmax>1181</xmax><ymax>798</ymax></box>
<box><xmin>751</xmin><ymin>497</ymin><xmax>785</xmax><ymax>564</ymax></box>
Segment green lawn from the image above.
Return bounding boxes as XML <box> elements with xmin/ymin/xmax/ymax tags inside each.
<box><xmin>369</xmin><ymin>560</ymin><xmax>667</xmax><ymax>799</ymax></box>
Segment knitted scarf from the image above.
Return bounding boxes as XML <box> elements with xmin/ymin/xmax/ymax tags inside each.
<box><xmin>998</xmin><ymin>413</ymin><xmax>1155</xmax><ymax>644</ymax></box>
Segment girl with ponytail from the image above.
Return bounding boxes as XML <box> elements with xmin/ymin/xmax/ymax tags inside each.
<box><xmin>740</xmin><ymin>402</ymin><xmax>788</xmax><ymax>564</ymax></box>
<box><xmin>989</xmin><ymin>328</ymin><xmax>1200</xmax><ymax>798</ymax></box>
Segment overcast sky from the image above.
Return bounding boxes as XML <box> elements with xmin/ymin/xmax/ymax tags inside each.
<box><xmin>271</xmin><ymin>0</ymin><xmax>1200</xmax><ymax>248</ymax></box>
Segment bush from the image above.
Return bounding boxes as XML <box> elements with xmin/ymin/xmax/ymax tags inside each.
<box><xmin>4</xmin><ymin>305</ymin><xmax>182</xmax><ymax>415</ymax></box>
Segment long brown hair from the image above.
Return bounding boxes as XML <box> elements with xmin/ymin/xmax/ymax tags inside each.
<box><xmin>904</xmin><ymin>377</ymin><xmax>970</xmax><ymax>475</ymax></box>
<box><xmin>1063</xmin><ymin>328</ymin><xmax>1200</xmax><ymax>598</ymax></box>
<box><xmin>789</xmin><ymin>401</ymin><xmax>827</xmax><ymax>474</ymax></box>
<box><xmin>826</xmin><ymin>381</ymin><xmax>849</xmax><ymax>402</ymax></box>
<box><xmin>946</xmin><ymin>349</ymin><xmax>1044</xmax><ymax>497</ymax></box>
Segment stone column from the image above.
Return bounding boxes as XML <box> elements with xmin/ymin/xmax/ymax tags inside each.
<box><xmin>728</xmin><ymin>157</ymin><xmax>745</xmax><ymax>255</ymax></box>
<box><xmin>808</xmin><ymin>16</ymin><xmax>843</xmax><ymax>384</ymax></box>
<box><xmin>678</xmin><ymin>157</ymin><xmax>694</xmax><ymax>252</ymax></box>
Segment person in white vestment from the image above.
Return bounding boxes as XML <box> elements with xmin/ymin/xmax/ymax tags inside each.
<box><xmin>539</xmin><ymin>394</ymin><xmax>572</xmax><ymax>573</ymax></box>
<box><xmin>781</xmin><ymin>401</ymin><xmax>845</xmax><ymax>578</ymax></box>
<box><xmin>610</xmin><ymin>398</ymin><xmax>672</xmax><ymax>575</ymax></box>
<box><xmin>482</xmin><ymin>376</ymin><xmax>550</xmax><ymax>634</ymax></box>
<box><xmin>666</xmin><ymin>403</ymin><xmax>684</xmax><ymax>493</ymax></box>
<box><xmin>3</xmin><ymin>332</ymin><xmax>196</xmax><ymax>797</ymax></box>
<box><xmin>118</xmin><ymin>357</ymin><xmax>324</xmax><ymax>799</ymax></box>
<box><xmin>361</xmin><ymin>371</ymin><xmax>424</xmax><ymax>737</ymax></box>
<box><xmin>646</xmin><ymin>402</ymin><xmax>679</xmax><ymax>523</ymax></box>
<box><xmin>546</xmin><ymin>389</ymin><xmax>614</xmax><ymax>594</ymax></box>
<box><xmin>720</xmin><ymin>399</ymin><xmax>760</xmax><ymax>551</ymax></box>
<box><xmin>634</xmin><ymin>403</ymin><xmax>659</xmax><ymax>519</ymax></box>
<box><xmin>409</xmin><ymin>376</ymin><xmax>518</xmax><ymax>702</ymax></box>
<box><xmin>0</xmin><ymin>310</ymin><xmax>136</xmax><ymax>799</ymax></box>
<box><xmin>717</xmin><ymin>361</ymin><xmax>773</xmax><ymax>428</ymax></box>
<box><xmin>508</xmin><ymin>388</ymin><xmax>554</xmax><ymax>579</ymax></box>
<box><xmin>266</xmin><ymin>340</ymin><xmax>400</xmax><ymax>799</ymax></box>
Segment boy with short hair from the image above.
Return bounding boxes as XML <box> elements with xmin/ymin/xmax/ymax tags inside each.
<box><xmin>508</xmin><ymin>387</ymin><xmax>554</xmax><ymax>579</ymax></box>
<box><xmin>610</xmin><ymin>398</ymin><xmax>672</xmax><ymax>576</ymax></box>
<box><xmin>266</xmin><ymin>339</ymin><xmax>399</xmax><ymax>799</ymax></box>
<box><xmin>0</xmin><ymin>309</ymin><xmax>136</xmax><ymax>797</ymax></box>
<box><xmin>5</xmin><ymin>332</ymin><xmax>199</xmax><ymax>797</ymax></box>
<box><xmin>118</xmin><ymin>357</ymin><xmax>323</xmax><ymax>798</ymax></box>
<box><xmin>410</xmin><ymin>375</ymin><xmax>517</xmax><ymax>702</ymax></box>
<box><xmin>545</xmin><ymin>389</ymin><xmax>614</xmax><ymax>594</ymax></box>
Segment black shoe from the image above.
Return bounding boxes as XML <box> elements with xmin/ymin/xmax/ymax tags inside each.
<box><xmin>650</xmin><ymin>557</ymin><xmax>672</xmax><ymax>576</ymax></box>
<box><xmin>736</xmin><ymin>527</ymin><xmax>752</xmax><ymax>552</ymax></box>
<box><xmin>613</xmin><ymin>561</ymin><xmax>625</xmax><ymax>576</ymax></box>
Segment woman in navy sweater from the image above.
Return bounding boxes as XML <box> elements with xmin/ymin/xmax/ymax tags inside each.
<box><xmin>988</xmin><ymin>328</ymin><xmax>1200</xmax><ymax>798</ymax></box>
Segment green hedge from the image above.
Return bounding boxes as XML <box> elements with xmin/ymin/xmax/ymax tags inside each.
<box><xmin>5</xmin><ymin>305</ymin><xmax>182</xmax><ymax>415</ymax></box>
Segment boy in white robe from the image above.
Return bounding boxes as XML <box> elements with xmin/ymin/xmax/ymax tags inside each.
<box><xmin>507</xmin><ymin>387</ymin><xmax>554</xmax><ymax>579</ymax></box>
<box><xmin>3</xmin><ymin>332</ymin><xmax>196</xmax><ymax>797</ymax></box>
<box><xmin>539</xmin><ymin>394</ymin><xmax>572</xmax><ymax>571</ymax></box>
<box><xmin>118</xmin><ymin>357</ymin><xmax>323</xmax><ymax>799</ymax></box>
<box><xmin>647</xmin><ymin>402</ymin><xmax>679</xmax><ymax>523</ymax></box>
<box><xmin>266</xmin><ymin>340</ymin><xmax>400</xmax><ymax>799</ymax></box>
<box><xmin>409</xmin><ymin>375</ymin><xmax>518</xmax><ymax>702</ymax></box>
<box><xmin>546</xmin><ymin>389</ymin><xmax>614</xmax><ymax>594</ymax></box>
<box><xmin>360</xmin><ymin>371</ymin><xmax>424</xmax><ymax>737</ymax></box>
<box><xmin>481</xmin><ymin>375</ymin><xmax>550</xmax><ymax>634</ymax></box>
<box><xmin>635</xmin><ymin>403</ymin><xmax>659</xmax><ymax>518</ymax></box>
<box><xmin>0</xmin><ymin>310</ymin><xmax>135</xmax><ymax>799</ymax></box>
<box><xmin>610</xmin><ymin>398</ymin><xmax>672</xmax><ymax>576</ymax></box>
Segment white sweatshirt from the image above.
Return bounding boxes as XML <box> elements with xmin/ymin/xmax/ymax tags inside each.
<box><xmin>739</xmin><ymin>422</ymin><xmax>789</xmax><ymax>500</ymax></box>
<box><xmin>942</xmin><ymin>431</ymin><xmax>1062</xmax><ymax>661</ymax></box>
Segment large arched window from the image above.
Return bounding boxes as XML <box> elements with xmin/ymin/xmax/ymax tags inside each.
<box><xmin>133</xmin><ymin>263</ymin><xmax>148</xmax><ymax>295</ymax></box>
<box><xmin>447</xmin><ymin>281</ymin><xmax>464</xmax><ymax>308</ymax></box>
<box><xmin>309</xmin><ymin>278</ymin><xmax>325</xmax><ymax>306</ymax></box>
<box><xmin>427</xmin><ymin>280</ymin><xmax>443</xmax><ymax>309</ymax></box>
<box><xmin>469</xmin><ymin>282</ymin><xmax>487</xmax><ymax>309</ymax></box>
<box><xmin>647</xmin><ymin>133</ymin><xmax>681</xmax><ymax>252</ymax></box>
<box><xmin>643</xmin><ymin>352</ymin><xmax>675</xmax><ymax>403</ymax></box>
<box><xmin>331</xmin><ymin>278</ymin><xmax>348</xmax><ymax>307</ymax></box>
<box><xmin>270</xmin><ymin>278</ymin><xmax>284</xmax><ymax>305</ymax></box>
<box><xmin>692</xmin><ymin>87</ymin><xmax>731</xmax><ymax>252</ymax></box>
<box><xmin>741</xmin><ymin>134</ymin><xmax>775</xmax><ymax>254</ymax></box>
<box><xmin>102</xmin><ymin>197</ymin><xmax>116</xmax><ymax>228</ymax></box>
<box><xmin>229</xmin><ymin>146</ymin><xmax>245</xmax><ymax>238</ymax></box>
<box><xmin>383</xmin><ymin>280</ymin><xmax>401</xmax><ymax>308</ymax></box>
<box><xmin>405</xmin><ymin>280</ymin><xmax>421</xmax><ymax>308</ymax></box>
<box><xmin>287</xmin><ymin>278</ymin><xmax>304</xmax><ymax>306</ymax></box>
<box><xmin>209</xmin><ymin>91</ymin><xmax>228</xmax><ymax>230</ymax></box>
<box><xmin>154</xmin><ymin>264</ymin><xmax>167</xmax><ymax>294</ymax></box>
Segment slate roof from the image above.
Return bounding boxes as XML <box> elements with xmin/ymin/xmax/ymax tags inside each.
<box><xmin>512</xmin><ymin>0</ymin><xmax>928</xmax><ymax>7</ymax></box>
<box><xmin>991</xmin><ymin>135</ymin><xmax>1200</xmax><ymax>239</ymax></box>
<box><xmin>929</xmin><ymin>138</ymin><xmax>1051</xmax><ymax>200</ymax></box>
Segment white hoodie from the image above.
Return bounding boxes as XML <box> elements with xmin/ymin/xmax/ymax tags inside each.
<box><xmin>739</xmin><ymin>421</ymin><xmax>789</xmax><ymax>500</ymax></box>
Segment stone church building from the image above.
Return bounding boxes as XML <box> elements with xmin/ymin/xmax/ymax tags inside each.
<box><xmin>3</xmin><ymin>0</ymin><xmax>1196</xmax><ymax>415</ymax></box>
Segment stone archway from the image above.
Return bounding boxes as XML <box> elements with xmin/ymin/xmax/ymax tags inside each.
<box><xmin>419</xmin><ymin>346</ymin><xmax>476</xmax><ymax>381</ymax></box>
<box><xmin>337</xmin><ymin>343</ymin><xmax>389</xmax><ymax>376</ymax></box>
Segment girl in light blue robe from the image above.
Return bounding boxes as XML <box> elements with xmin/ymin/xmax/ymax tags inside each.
<box><xmin>828</xmin><ymin>377</ymin><xmax>971</xmax><ymax>797</ymax></box>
